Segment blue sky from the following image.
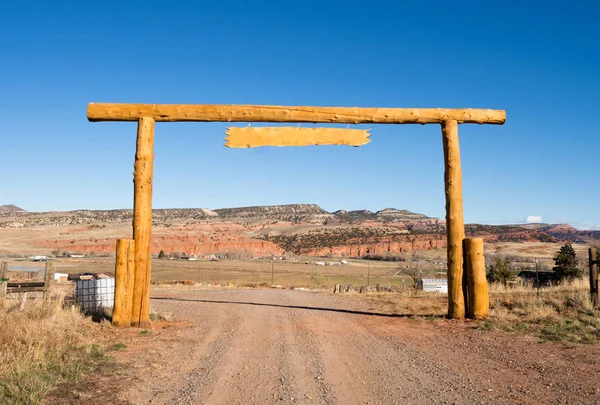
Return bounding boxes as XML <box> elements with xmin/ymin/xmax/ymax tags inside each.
<box><xmin>1</xmin><ymin>1</ymin><xmax>599</xmax><ymax>228</ymax></box>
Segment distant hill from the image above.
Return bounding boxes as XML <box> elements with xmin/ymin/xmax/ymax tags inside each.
<box><xmin>214</xmin><ymin>204</ymin><xmax>332</xmax><ymax>223</ymax></box>
<box><xmin>0</xmin><ymin>204</ymin><xmax>26</xmax><ymax>213</ymax></box>
<box><xmin>0</xmin><ymin>203</ymin><xmax>597</xmax><ymax>257</ymax></box>
<box><xmin>332</xmin><ymin>208</ymin><xmax>437</xmax><ymax>223</ymax></box>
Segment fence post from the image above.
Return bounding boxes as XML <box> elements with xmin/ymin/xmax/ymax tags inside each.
<box><xmin>1</xmin><ymin>262</ymin><xmax>8</xmax><ymax>309</ymax></box>
<box><xmin>589</xmin><ymin>248</ymin><xmax>598</xmax><ymax>308</ymax></box>
<box><xmin>43</xmin><ymin>261</ymin><xmax>53</xmax><ymax>300</ymax></box>
<box><xmin>113</xmin><ymin>239</ymin><xmax>136</xmax><ymax>327</ymax></box>
<box><xmin>464</xmin><ymin>238</ymin><xmax>489</xmax><ymax>318</ymax></box>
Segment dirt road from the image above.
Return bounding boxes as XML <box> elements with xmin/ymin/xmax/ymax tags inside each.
<box><xmin>84</xmin><ymin>288</ymin><xmax>599</xmax><ymax>405</ymax></box>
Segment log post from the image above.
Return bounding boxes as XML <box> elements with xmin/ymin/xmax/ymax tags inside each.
<box><xmin>464</xmin><ymin>238</ymin><xmax>489</xmax><ymax>318</ymax></box>
<box><xmin>113</xmin><ymin>239</ymin><xmax>135</xmax><ymax>327</ymax></box>
<box><xmin>131</xmin><ymin>117</ymin><xmax>155</xmax><ymax>328</ymax></box>
<box><xmin>589</xmin><ymin>248</ymin><xmax>598</xmax><ymax>308</ymax></box>
<box><xmin>43</xmin><ymin>261</ymin><xmax>53</xmax><ymax>300</ymax></box>
<box><xmin>442</xmin><ymin>119</ymin><xmax>466</xmax><ymax>319</ymax></box>
<box><xmin>1</xmin><ymin>262</ymin><xmax>8</xmax><ymax>310</ymax></box>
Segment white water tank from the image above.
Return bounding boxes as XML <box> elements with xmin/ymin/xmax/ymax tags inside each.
<box><xmin>75</xmin><ymin>278</ymin><xmax>114</xmax><ymax>312</ymax></box>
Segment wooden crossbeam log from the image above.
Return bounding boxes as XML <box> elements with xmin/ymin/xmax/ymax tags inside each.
<box><xmin>88</xmin><ymin>103</ymin><xmax>506</xmax><ymax>125</ymax></box>
<box><xmin>225</xmin><ymin>127</ymin><xmax>371</xmax><ymax>148</ymax></box>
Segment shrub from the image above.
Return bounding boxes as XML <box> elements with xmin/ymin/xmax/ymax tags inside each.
<box><xmin>552</xmin><ymin>243</ymin><xmax>582</xmax><ymax>282</ymax></box>
<box><xmin>487</xmin><ymin>258</ymin><xmax>515</xmax><ymax>286</ymax></box>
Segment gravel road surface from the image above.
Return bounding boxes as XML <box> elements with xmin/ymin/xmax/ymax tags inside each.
<box><xmin>103</xmin><ymin>288</ymin><xmax>600</xmax><ymax>405</ymax></box>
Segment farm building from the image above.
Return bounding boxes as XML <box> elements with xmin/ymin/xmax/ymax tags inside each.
<box><xmin>422</xmin><ymin>278</ymin><xmax>448</xmax><ymax>293</ymax></box>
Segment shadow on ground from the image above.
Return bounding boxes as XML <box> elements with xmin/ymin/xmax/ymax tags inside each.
<box><xmin>151</xmin><ymin>296</ymin><xmax>443</xmax><ymax>319</ymax></box>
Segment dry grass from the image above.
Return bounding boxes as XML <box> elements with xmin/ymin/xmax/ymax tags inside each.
<box><xmin>0</xmin><ymin>296</ymin><xmax>106</xmax><ymax>404</ymax></box>
<box><xmin>485</xmin><ymin>278</ymin><xmax>600</xmax><ymax>343</ymax></box>
<box><xmin>353</xmin><ymin>278</ymin><xmax>600</xmax><ymax>343</ymax></box>
<box><xmin>356</xmin><ymin>291</ymin><xmax>447</xmax><ymax>317</ymax></box>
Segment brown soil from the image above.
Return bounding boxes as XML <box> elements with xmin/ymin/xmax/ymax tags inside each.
<box><xmin>49</xmin><ymin>287</ymin><xmax>600</xmax><ymax>404</ymax></box>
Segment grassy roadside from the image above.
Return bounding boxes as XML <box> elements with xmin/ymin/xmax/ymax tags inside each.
<box><xmin>484</xmin><ymin>279</ymin><xmax>600</xmax><ymax>343</ymax></box>
<box><xmin>0</xmin><ymin>297</ymin><xmax>108</xmax><ymax>405</ymax></box>
<box><xmin>352</xmin><ymin>278</ymin><xmax>600</xmax><ymax>343</ymax></box>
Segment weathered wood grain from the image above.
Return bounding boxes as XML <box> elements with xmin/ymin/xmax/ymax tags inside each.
<box><xmin>442</xmin><ymin>119</ymin><xmax>465</xmax><ymax>319</ymax></box>
<box><xmin>225</xmin><ymin>127</ymin><xmax>371</xmax><ymax>148</ymax></box>
<box><xmin>464</xmin><ymin>238</ymin><xmax>489</xmax><ymax>319</ymax></box>
<box><xmin>113</xmin><ymin>239</ymin><xmax>135</xmax><ymax>327</ymax></box>
<box><xmin>131</xmin><ymin>117</ymin><xmax>155</xmax><ymax>328</ymax></box>
<box><xmin>88</xmin><ymin>103</ymin><xmax>506</xmax><ymax>125</ymax></box>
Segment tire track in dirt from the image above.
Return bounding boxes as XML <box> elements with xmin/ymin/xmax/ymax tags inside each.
<box><xmin>198</xmin><ymin>293</ymin><xmax>289</xmax><ymax>404</ymax></box>
<box><xmin>269</xmin><ymin>292</ymin><xmax>335</xmax><ymax>404</ymax></box>
<box><xmin>196</xmin><ymin>290</ymin><xmax>333</xmax><ymax>404</ymax></box>
<box><xmin>277</xmin><ymin>291</ymin><xmax>484</xmax><ymax>404</ymax></box>
<box><xmin>157</xmin><ymin>295</ymin><xmax>242</xmax><ymax>405</ymax></box>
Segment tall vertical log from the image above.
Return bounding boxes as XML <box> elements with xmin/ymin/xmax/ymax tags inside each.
<box><xmin>113</xmin><ymin>239</ymin><xmax>135</xmax><ymax>327</ymax></box>
<box><xmin>1</xmin><ymin>262</ymin><xmax>7</xmax><ymax>310</ymax></box>
<box><xmin>442</xmin><ymin>119</ymin><xmax>465</xmax><ymax>319</ymax></box>
<box><xmin>464</xmin><ymin>238</ymin><xmax>489</xmax><ymax>318</ymax></box>
<box><xmin>43</xmin><ymin>261</ymin><xmax>53</xmax><ymax>300</ymax></box>
<box><xmin>131</xmin><ymin>117</ymin><xmax>155</xmax><ymax>328</ymax></box>
<box><xmin>589</xmin><ymin>248</ymin><xmax>598</xmax><ymax>308</ymax></box>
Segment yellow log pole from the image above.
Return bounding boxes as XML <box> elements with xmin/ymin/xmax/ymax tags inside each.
<box><xmin>124</xmin><ymin>239</ymin><xmax>135</xmax><ymax>322</ymax></box>
<box><xmin>131</xmin><ymin>117</ymin><xmax>155</xmax><ymax>328</ymax></box>
<box><xmin>464</xmin><ymin>238</ymin><xmax>489</xmax><ymax>318</ymax></box>
<box><xmin>88</xmin><ymin>103</ymin><xmax>506</xmax><ymax>125</ymax></box>
<box><xmin>442</xmin><ymin>119</ymin><xmax>465</xmax><ymax>319</ymax></box>
<box><xmin>113</xmin><ymin>239</ymin><xmax>135</xmax><ymax>327</ymax></box>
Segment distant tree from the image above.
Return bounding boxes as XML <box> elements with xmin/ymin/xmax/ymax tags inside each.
<box><xmin>402</xmin><ymin>256</ymin><xmax>424</xmax><ymax>289</ymax></box>
<box><xmin>487</xmin><ymin>258</ymin><xmax>514</xmax><ymax>286</ymax></box>
<box><xmin>402</xmin><ymin>267</ymin><xmax>423</xmax><ymax>289</ymax></box>
<box><xmin>552</xmin><ymin>243</ymin><xmax>581</xmax><ymax>282</ymax></box>
<box><xmin>158</xmin><ymin>249</ymin><xmax>166</xmax><ymax>259</ymax></box>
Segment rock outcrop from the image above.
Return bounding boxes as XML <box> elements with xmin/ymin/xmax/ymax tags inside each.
<box><xmin>0</xmin><ymin>204</ymin><xmax>596</xmax><ymax>257</ymax></box>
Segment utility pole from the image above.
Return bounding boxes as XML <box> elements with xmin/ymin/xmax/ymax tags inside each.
<box><xmin>367</xmin><ymin>261</ymin><xmax>371</xmax><ymax>287</ymax></box>
<box><xmin>271</xmin><ymin>259</ymin><xmax>274</xmax><ymax>286</ymax></box>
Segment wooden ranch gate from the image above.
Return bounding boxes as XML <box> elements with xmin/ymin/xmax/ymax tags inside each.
<box><xmin>87</xmin><ymin>103</ymin><xmax>506</xmax><ymax>326</ymax></box>
<box><xmin>0</xmin><ymin>261</ymin><xmax>53</xmax><ymax>310</ymax></box>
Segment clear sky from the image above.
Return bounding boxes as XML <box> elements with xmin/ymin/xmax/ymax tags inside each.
<box><xmin>1</xmin><ymin>1</ymin><xmax>599</xmax><ymax>228</ymax></box>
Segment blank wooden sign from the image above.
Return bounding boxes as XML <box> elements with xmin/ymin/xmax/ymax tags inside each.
<box><xmin>224</xmin><ymin>127</ymin><xmax>371</xmax><ymax>148</ymax></box>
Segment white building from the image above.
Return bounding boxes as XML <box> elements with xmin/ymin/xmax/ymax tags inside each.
<box><xmin>422</xmin><ymin>278</ymin><xmax>448</xmax><ymax>293</ymax></box>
